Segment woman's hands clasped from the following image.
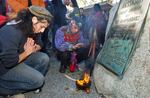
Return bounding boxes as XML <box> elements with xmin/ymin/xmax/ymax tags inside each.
<box><xmin>24</xmin><ymin>38</ymin><xmax>37</xmax><ymax>56</ymax></box>
<box><xmin>72</xmin><ymin>43</ymin><xmax>84</xmax><ymax>50</ymax></box>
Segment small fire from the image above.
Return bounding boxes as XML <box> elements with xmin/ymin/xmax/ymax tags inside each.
<box><xmin>76</xmin><ymin>73</ymin><xmax>91</xmax><ymax>93</ymax></box>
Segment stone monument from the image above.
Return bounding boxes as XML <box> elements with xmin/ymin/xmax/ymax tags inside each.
<box><xmin>93</xmin><ymin>0</ymin><xmax>150</xmax><ymax>97</ymax></box>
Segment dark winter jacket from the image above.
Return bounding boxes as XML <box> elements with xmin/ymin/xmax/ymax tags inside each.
<box><xmin>0</xmin><ymin>24</ymin><xmax>42</xmax><ymax>76</ymax></box>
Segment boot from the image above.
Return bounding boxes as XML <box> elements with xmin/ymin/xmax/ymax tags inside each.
<box><xmin>59</xmin><ymin>65</ymin><xmax>67</xmax><ymax>73</ymax></box>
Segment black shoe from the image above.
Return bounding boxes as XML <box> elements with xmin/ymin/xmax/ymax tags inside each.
<box><xmin>59</xmin><ymin>65</ymin><xmax>66</xmax><ymax>73</ymax></box>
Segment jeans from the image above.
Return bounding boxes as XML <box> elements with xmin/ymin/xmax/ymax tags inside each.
<box><xmin>0</xmin><ymin>52</ymin><xmax>50</xmax><ymax>95</ymax></box>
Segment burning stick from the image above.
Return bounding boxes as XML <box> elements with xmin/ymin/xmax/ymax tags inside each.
<box><xmin>64</xmin><ymin>73</ymin><xmax>91</xmax><ymax>93</ymax></box>
<box><xmin>88</xmin><ymin>28</ymin><xmax>97</xmax><ymax>59</ymax></box>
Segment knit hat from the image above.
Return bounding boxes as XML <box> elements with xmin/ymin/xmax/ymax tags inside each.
<box><xmin>28</xmin><ymin>5</ymin><xmax>53</xmax><ymax>22</ymax></box>
<box><xmin>69</xmin><ymin>19</ymin><xmax>82</xmax><ymax>30</ymax></box>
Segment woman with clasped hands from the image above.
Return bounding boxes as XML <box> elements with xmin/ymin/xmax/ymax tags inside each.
<box><xmin>0</xmin><ymin>5</ymin><xmax>53</xmax><ymax>97</ymax></box>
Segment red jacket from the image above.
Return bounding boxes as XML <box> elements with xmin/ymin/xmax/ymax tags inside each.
<box><xmin>0</xmin><ymin>15</ymin><xmax>7</xmax><ymax>26</ymax></box>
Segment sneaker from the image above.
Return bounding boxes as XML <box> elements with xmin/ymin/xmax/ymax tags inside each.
<box><xmin>34</xmin><ymin>88</ymin><xmax>42</xmax><ymax>94</ymax></box>
<box><xmin>12</xmin><ymin>94</ymin><xmax>25</xmax><ymax>98</ymax></box>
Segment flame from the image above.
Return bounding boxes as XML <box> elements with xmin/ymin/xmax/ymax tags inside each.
<box><xmin>76</xmin><ymin>73</ymin><xmax>90</xmax><ymax>86</ymax></box>
<box><xmin>76</xmin><ymin>79</ymin><xmax>84</xmax><ymax>86</ymax></box>
<box><xmin>83</xmin><ymin>73</ymin><xmax>90</xmax><ymax>84</ymax></box>
<box><xmin>76</xmin><ymin>73</ymin><xmax>91</xmax><ymax>93</ymax></box>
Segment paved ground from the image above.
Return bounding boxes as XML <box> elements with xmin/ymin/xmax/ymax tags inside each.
<box><xmin>0</xmin><ymin>53</ymin><xmax>101</xmax><ymax>98</ymax></box>
<box><xmin>25</xmin><ymin>53</ymin><xmax>101</xmax><ymax>98</ymax></box>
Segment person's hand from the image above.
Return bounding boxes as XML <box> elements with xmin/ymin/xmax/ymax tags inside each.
<box><xmin>73</xmin><ymin>43</ymin><xmax>84</xmax><ymax>49</ymax></box>
<box><xmin>23</xmin><ymin>38</ymin><xmax>37</xmax><ymax>56</ymax></box>
<box><xmin>75</xmin><ymin>43</ymin><xmax>84</xmax><ymax>48</ymax></box>
<box><xmin>6</xmin><ymin>12</ymin><xmax>17</xmax><ymax>20</ymax></box>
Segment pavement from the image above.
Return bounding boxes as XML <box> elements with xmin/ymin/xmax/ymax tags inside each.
<box><xmin>0</xmin><ymin>52</ymin><xmax>101</xmax><ymax>98</ymax></box>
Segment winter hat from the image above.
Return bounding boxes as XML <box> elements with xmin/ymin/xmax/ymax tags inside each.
<box><xmin>29</xmin><ymin>5</ymin><xmax>53</xmax><ymax>22</ymax></box>
<box><xmin>69</xmin><ymin>19</ymin><xmax>82</xmax><ymax>30</ymax></box>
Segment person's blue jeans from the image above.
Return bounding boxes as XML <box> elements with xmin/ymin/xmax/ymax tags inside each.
<box><xmin>0</xmin><ymin>52</ymin><xmax>50</xmax><ymax>95</ymax></box>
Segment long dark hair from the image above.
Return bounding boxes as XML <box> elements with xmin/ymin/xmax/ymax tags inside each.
<box><xmin>15</xmin><ymin>9</ymin><xmax>34</xmax><ymax>36</ymax></box>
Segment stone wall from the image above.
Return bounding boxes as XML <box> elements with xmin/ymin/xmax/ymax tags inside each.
<box><xmin>93</xmin><ymin>5</ymin><xmax>150</xmax><ymax>98</ymax></box>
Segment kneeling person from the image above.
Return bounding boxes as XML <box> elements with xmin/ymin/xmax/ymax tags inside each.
<box><xmin>0</xmin><ymin>6</ymin><xmax>52</xmax><ymax>96</ymax></box>
<box><xmin>55</xmin><ymin>20</ymin><xmax>89</xmax><ymax>73</ymax></box>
